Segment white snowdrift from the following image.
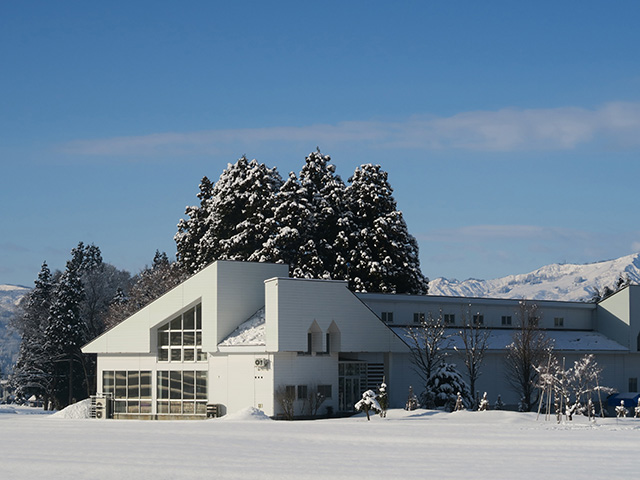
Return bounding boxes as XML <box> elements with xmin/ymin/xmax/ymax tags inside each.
<box><xmin>216</xmin><ymin>406</ymin><xmax>272</xmax><ymax>421</ymax></box>
<box><xmin>51</xmin><ymin>398</ymin><xmax>92</xmax><ymax>419</ymax></box>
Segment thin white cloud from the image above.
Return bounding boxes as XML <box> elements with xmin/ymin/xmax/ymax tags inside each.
<box><xmin>59</xmin><ymin>102</ymin><xmax>640</xmax><ymax>156</ymax></box>
<box><xmin>420</xmin><ymin>224</ymin><xmax>574</xmax><ymax>242</ymax></box>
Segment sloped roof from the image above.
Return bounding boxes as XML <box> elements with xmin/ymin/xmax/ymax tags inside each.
<box><xmin>219</xmin><ymin>307</ymin><xmax>266</xmax><ymax>346</ymax></box>
<box><xmin>391</xmin><ymin>327</ymin><xmax>628</xmax><ymax>352</ymax></box>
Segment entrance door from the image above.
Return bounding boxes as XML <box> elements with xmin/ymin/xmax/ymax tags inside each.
<box><xmin>338</xmin><ymin>362</ymin><xmax>367</xmax><ymax>412</ymax></box>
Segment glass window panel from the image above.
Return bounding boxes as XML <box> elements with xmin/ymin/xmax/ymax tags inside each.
<box><xmin>157</xmin><ymin>401</ymin><xmax>168</xmax><ymax>414</ymax></box>
<box><xmin>170</xmin><ymin>371</ymin><xmax>182</xmax><ymax>399</ymax></box>
<box><xmin>183</xmin><ymin>331</ymin><xmax>195</xmax><ymax>346</ymax></box>
<box><xmin>157</xmin><ymin>371</ymin><xmax>168</xmax><ymax>399</ymax></box>
<box><xmin>158</xmin><ymin>348</ymin><xmax>168</xmax><ymax>362</ymax></box>
<box><xmin>184</xmin><ymin>349</ymin><xmax>195</xmax><ymax>362</ymax></box>
<box><xmin>103</xmin><ymin>371</ymin><xmax>114</xmax><ymax>395</ymax></box>
<box><xmin>170</xmin><ymin>331</ymin><xmax>182</xmax><ymax>346</ymax></box>
<box><xmin>140</xmin><ymin>371</ymin><xmax>151</xmax><ymax>399</ymax></box>
<box><xmin>158</xmin><ymin>331</ymin><xmax>169</xmax><ymax>347</ymax></box>
<box><xmin>183</xmin><ymin>308</ymin><xmax>195</xmax><ymax>330</ymax></box>
<box><xmin>158</xmin><ymin>323</ymin><xmax>169</xmax><ymax>331</ymax></box>
<box><xmin>171</xmin><ymin>349</ymin><xmax>182</xmax><ymax>361</ymax></box>
<box><xmin>114</xmin><ymin>400</ymin><xmax>126</xmax><ymax>413</ymax></box>
<box><xmin>196</xmin><ymin>331</ymin><xmax>202</xmax><ymax>346</ymax></box>
<box><xmin>197</xmin><ymin>349</ymin><xmax>207</xmax><ymax>362</ymax></box>
<box><xmin>196</xmin><ymin>304</ymin><xmax>202</xmax><ymax>329</ymax></box>
<box><xmin>128</xmin><ymin>371</ymin><xmax>140</xmax><ymax>399</ymax></box>
<box><xmin>140</xmin><ymin>401</ymin><xmax>152</xmax><ymax>414</ymax></box>
<box><xmin>127</xmin><ymin>400</ymin><xmax>140</xmax><ymax>414</ymax></box>
<box><xmin>170</xmin><ymin>316</ymin><xmax>181</xmax><ymax>330</ymax></box>
<box><xmin>170</xmin><ymin>401</ymin><xmax>182</xmax><ymax>414</ymax></box>
<box><xmin>196</xmin><ymin>371</ymin><xmax>207</xmax><ymax>399</ymax></box>
<box><xmin>183</xmin><ymin>401</ymin><xmax>195</xmax><ymax>414</ymax></box>
<box><xmin>183</xmin><ymin>372</ymin><xmax>195</xmax><ymax>399</ymax></box>
<box><xmin>115</xmin><ymin>371</ymin><xmax>127</xmax><ymax>399</ymax></box>
<box><xmin>196</xmin><ymin>402</ymin><xmax>207</xmax><ymax>415</ymax></box>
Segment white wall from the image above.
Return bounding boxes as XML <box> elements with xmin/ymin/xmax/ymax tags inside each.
<box><xmin>209</xmin><ymin>352</ymin><xmax>275</xmax><ymax>416</ymax></box>
<box><xmin>265</xmin><ymin>277</ymin><xmax>407</xmax><ymax>354</ymax></box>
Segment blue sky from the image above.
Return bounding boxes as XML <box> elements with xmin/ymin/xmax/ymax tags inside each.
<box><xmin>2</xmin><ymin>1</ymin><xmax>640</xmax><ymax>287</ymax></box>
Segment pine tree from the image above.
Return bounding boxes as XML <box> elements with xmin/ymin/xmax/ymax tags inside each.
<box><xmin>345</xmin><ymin>164</ymin><xmax>428</xmax><ymax>294</ymax></box>
<box><xmin>425</xmin><ymin>363</ymin><xmax>472</xmax><ymax>411</ymax></box>
<box><xmin>45</xmin><ymin>255</ymin><xmax>87</xmax><ymax>407</ymax></box>
<box><xmin>175</xmin><ymin>176</ymin><xmax>215</xmax><ymax>273</ymax></box>
<box><xmin>11</xmin><ymin>262</ymin><xmax>55</xmax><ymax>403</ymax></box>
<box><xmin>176</xmin><ymin>157</ymin><xmax>283</xmax><ymax>273</ymax></box>
<box><xmin>298</xmin><ymin>150</ymin><xmax>348</xmax><ymax>279</ymax></box>
<box><xmin>251</xmin><ymin>171</ymin><xmax>322</xmax><ymax>277</ymax></box>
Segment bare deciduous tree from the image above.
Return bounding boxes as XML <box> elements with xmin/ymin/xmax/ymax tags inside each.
<box><xmin>275</xmin><ymin>385</ymin><xmax>296</xmax><ymax>420</ymax></box>
<box><xmin>454</xmin><ymin>305</ymin><xmax>489</xmax><ymax>407</ymax></box>
<box><xmin>406</xmin><ymin>310</ymin><xmax>450</xmax><ymax>407</ymax></box>
<box><xmin>505</xmin><ymin>301</ymin><xmax>553</xmax><ymax>411</ymax></box>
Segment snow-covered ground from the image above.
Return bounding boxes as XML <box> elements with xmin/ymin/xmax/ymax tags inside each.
<box><xmin>1</xmin><ymin>404</ymin><xmax>638</xmax><ymax>479</ymax></box>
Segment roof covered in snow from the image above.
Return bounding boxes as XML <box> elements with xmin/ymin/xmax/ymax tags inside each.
<box><xmin>219</xmin><ymin>307</ymin><xmax>266</xmax><ymax>346</ymax></box>
<box><xmin>390</xmin><ymin>327</ymin><xmax>628</xmax><ymax>352</ymax></box>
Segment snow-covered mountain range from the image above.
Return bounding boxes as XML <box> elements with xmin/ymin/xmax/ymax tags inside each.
<box><xmin>429</xmin><ymin>253</ymin><xmax>640</xmax><ymax>302</ymax></box>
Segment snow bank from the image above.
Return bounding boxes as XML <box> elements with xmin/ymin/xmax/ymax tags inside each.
<box><xmin>51</xmin><ymin>398</ymin><xmax>92</xmax><ymax>419</ymax></box>
<box><xmin>217</xmin><ymin>406</ymin><xmax>272</xmax><ymax>421</ymax></box>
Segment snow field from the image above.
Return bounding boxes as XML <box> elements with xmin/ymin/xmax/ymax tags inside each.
<box><xmin>1</xmin><ymin>406</ymin><xmax>638</xmax><ymax>479</ymax></box>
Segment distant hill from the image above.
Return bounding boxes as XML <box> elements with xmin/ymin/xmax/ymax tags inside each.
<box><xmin>428</xmin><ymin>253</ymin><xmax>640</xmax><ymax>302</ymax></box>
<box><xmin>0</xmin><ymin>285</ymin><xmax>30</xmax><ymax>377</ymax></box>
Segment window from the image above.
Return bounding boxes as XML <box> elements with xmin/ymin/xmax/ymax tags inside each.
<box><xmin>554</xmin><ymin>317</ymin><xmax>564</xmax><ymax>327</ymax></box>
<box><xmin>629</xmin><ymin>378</ymin><xmax>638</xmax><ymax>393</ymax></box>
<box><xmin>381</xmin><ymin>312</ymin><xmax>393</xmax><ymax>323</ymax></box>
<box><xmin>473</xmin><ymin>314</ymin><xmax>484</xmax><ymax>325</ymax></box>
<box><xmin>501</xmin><ymin>316</ymin><xmax>512</xmax><ymax>326</ymax></box>
<box><xmin>157</xmin><ymin>370</ymin><xmax>207</xmax><ymax>415</ymax></box>
<box><xmin>157</xmin><ymin>304</ymin><xmax>205</xmax><ymax>362</ymax></box>
<box><xmin>103</xmin><ymin>370</ymin><xmax>152</xmax><ymax>414</ymax></box>
<box><xmin>297</xmin><ymin>385</ymin><xmax>308</xmax><ymax>400</ymax></box>
<box><xmin>318</xmin><ymin>384</ymin><xmax>332</xmax><ymax>399</ymax></box>
<box><xmin>413</xmin><ymin>312</ymin><xmax>425</xmax><ymax>323</ymax></box>
<box><xmin>528</xmin><ymin>316</ymin><xmax>539</xmax><ymax>327</ymax></box>
<box><xmin>444</xmin><ymin>314</ymin><xmax>455</xmax><ymax>326</ymax></box>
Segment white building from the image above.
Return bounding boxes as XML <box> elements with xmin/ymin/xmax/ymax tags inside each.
<box><xmin>82</xmin><ymin>260</ymin><xmax>640</xmax><ymax>419</ymax></box>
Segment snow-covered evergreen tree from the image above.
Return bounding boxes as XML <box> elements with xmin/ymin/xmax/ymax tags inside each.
<box><xmin>250</xmin><ymin>171</ymin><xmax>322</xmax><ymax>278</ymax></box>
<box><xmin>424</xmin><ymin>363</ymin><xmax>472</xmax><ymax>412</ymax></box>
<box><xmin>298</xmin><ymin>150</ymin><xmax>348</xmax><ymax>279</ymax></box>
<box><xmin>175</xmin><ymin>176</ymin><xmax>215</xmax><ymax>273</ymax></box>
<box><xmin>494</xmin><ymin>395</ymin><xmax>505</xmax><ymax>410</ymax></box>
<box><xmin>405</xmin><ymin>385</ymin><xmax>419</xmax><ymax>411</ymax></box>
<box><xmin>354</xmin><ymin>389</ymin><xmax>381</xmax><ymax>420</ymax></box>
<box><xmin>478</xmin><ymin>392</ymin><xmax>489</xmax><ymax>411</ymax></box>
<box><xmin>176</xmin><ymin>158</ymin><xmax>283</xmax><ymax>272</ymax></box>
<box><xmin>11</xmin><ymin>262</ymin><xmax>54</xmax><ymax>403</ymax></box>
<box><xmin>45</xmin><ymin>255</ymin><xmax>87</xmax><ymax>407</ymax></box>
<box><xmin>634</xmin><ymin>398</ymin><xmax>640</xmax><ymax>419</ymax></box>
<box><xmin>377</xmin><ymin>382</ymin><xmax>389</xmax><ymax>417</ymax></box>
<box><xmin>345</xmin><ymin>164</ymin><xmax>428</xmax><ymax>294</ymax></box>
